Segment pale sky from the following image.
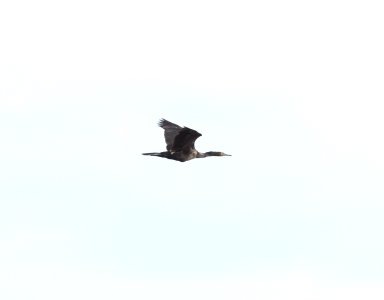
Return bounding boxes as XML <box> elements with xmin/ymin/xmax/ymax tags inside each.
<box><xmin>1</xmin><ymin>0</ymin><xmax>384</xmax><ymax>299</ymax></box>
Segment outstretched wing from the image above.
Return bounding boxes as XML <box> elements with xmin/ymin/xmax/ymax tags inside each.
<box><xmin>158</xmin><ymin>118</ymin><xmax>183</xmax><ymax>151</ymax></box>
<box><xmin>158</xmin><ymin>119</ymin><xmax>202</xmax><ymax>152</ymax></box>
<box><xmin>172</xmin><ymin>127</ymin><xmax>202</xmax><ymax>152</ymax></box>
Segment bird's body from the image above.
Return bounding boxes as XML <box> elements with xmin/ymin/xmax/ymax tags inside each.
<box><xmin>143</xmin><ymin>119</ymin><xmax>231</xmax><ymax>162</ymax></box>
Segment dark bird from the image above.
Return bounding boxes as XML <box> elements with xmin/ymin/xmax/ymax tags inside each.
<box><xmin>143</xmin><ymin>119</ymin><xmax>231</xmax><ymax>162</ymax></box>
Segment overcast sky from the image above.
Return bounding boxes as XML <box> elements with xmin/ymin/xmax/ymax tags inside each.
<box><xmin>1</xmin><ymin>0</ymin><xmax>384</xmax><ymax>299</ymax></box>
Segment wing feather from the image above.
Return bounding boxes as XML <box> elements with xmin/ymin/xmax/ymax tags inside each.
<box><xmin>158</xmin><ymin>118</ymin><xmax>182</xmax><ymax>151</ymax></box>
<box><xmin>172</xmin><ymin>127</ymin><xmax>202</xmax><ymax>152</ymax></box>
<box><xmin>158</xmin><ymin>119</ymin><xmax>202</xmax><ymax>152</ymax></box>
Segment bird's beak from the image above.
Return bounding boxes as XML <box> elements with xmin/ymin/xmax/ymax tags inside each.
<box><xmin>224</xmin><ymin>153</ymin><xmax>231</xmax><ymax>156</ymax></box>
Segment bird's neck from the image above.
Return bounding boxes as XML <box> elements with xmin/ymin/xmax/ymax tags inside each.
<box><xmin>199</xmin><ymin>151</ymin><xmax>222</xmax><ymax>157</ymax></box>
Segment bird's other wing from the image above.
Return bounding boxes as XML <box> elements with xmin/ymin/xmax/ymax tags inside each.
<box><xmin>172</xmin><ymin>127</ymin><xmax>202</xmax><ymax>152</ymax></box>
<box><xmin>158</xmin><ymin>118</ymin><xmax>183</xmax><ymax>151</ymax></box>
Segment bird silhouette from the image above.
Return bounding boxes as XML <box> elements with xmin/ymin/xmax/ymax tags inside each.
<box><xmin>143</xmin><ymin>119</ymin><xmax>231</xmax><ymax>162</ymax></box>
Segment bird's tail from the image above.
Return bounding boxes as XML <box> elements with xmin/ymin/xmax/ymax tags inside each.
<box><xmin>142</xmin><ymin>152</ymin><xmax>162</xmax><ymax>156</ymax></box>
<box><xmin>142</xmin><ymin>152</ymin><xmax>173</xmax><ymax>160</ymax></box>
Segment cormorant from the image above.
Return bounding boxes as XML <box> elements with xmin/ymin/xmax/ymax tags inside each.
<box><xmin>143</xmin><ymin>118</ymin><xmax>231</xmax><ymax>162</ymax></box>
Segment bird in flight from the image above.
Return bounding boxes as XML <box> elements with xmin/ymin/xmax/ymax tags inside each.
<box><xmin>143</xmin><ymin>118</ymin><xmax>231</xmax><ymax>162</ymax></box>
